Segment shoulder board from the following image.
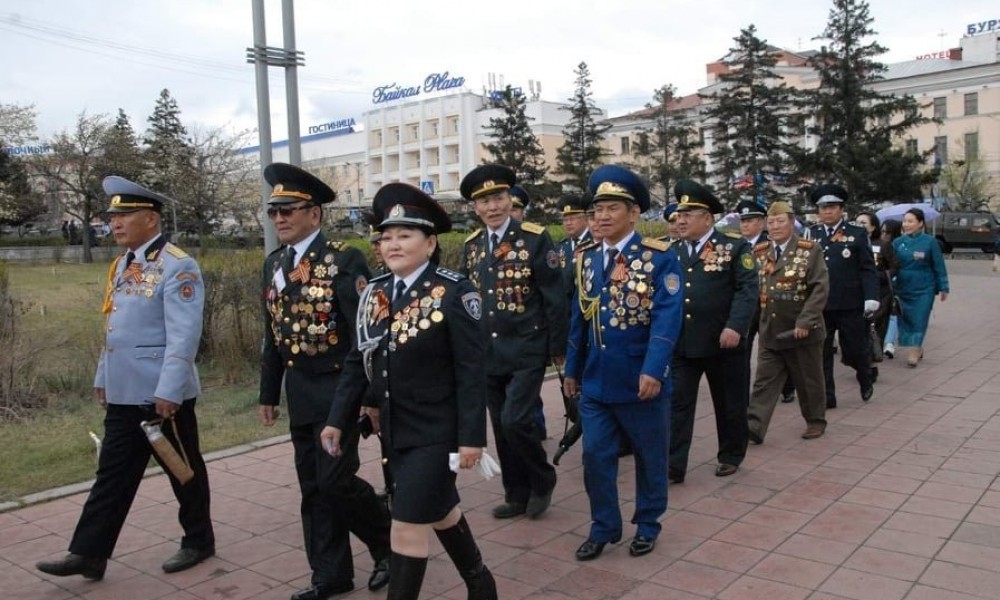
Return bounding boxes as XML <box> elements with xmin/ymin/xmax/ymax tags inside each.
<box><xmin>797</xmin><ymin>239</ymin><xmax>816</xmax><ymax>249</ymax></box>
<box><xmin>641</xmin><ymin>238</ymin><xmax>669</xmax><ymax>252</ymax></box>
<box><xmin>435</xmin><ymin>266</ymin><xmax>463</xmax><ymax>282</ymax></box>
<box><xmin>326</xmin><ymin>240</ymin><xmax>344</xmax><ymax>251</ymax></box>
<box><xmin>575</xmin><ymin>241</ymin><xmax>600</xmax><ymax>255</ymax></box>
<box><xmin>267</xmin><ymin>245</ymin><xmax>285</xmax><ymax>258</ymax></box>
<box><xmin>753</xmin><ymin>241</ymin><xmax>771</xmax><ymax>253</ymax></box>
<box><xmin>464</xmin><ymin>228</ymin><xmax>482</xmax><ymax>244</ymax></box>
<box><xmin>724</xmin><ymin>231</ymin><xmax>742</xmax><ymax>240</ymax></box>
<box><xmin>370</xmin><ymin>272</ymin><xmax>392</xmax><ymax>283</ymax></box>
<box><xmin>520</xmin><ymin>221</ymin><xmax>545</xmax><ymax>235</ymax></box>
<box><xmin>164</xmin><ymin>243</ymin><xmax>189</xmax><ymax>259</ymax></box>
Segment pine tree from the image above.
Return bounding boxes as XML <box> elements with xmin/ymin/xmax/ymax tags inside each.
<box><xmin>482</xmin><ymin>85</ymin><xmax>556</xmax><ymax>212</ymax></box>
<box><xmin>632</xmin><ymin>84</ymin><xmax>705</xmax><ymax>204</ymax></box>
<box><xmin>797</xmin><ymin>0</ymin><xmax>933</xmax><ymax>205</ymax></box>
<box><xmin>555</xmin><ymin>62</ymin><xmax>611</xmax><ymax>192</ymax></box>
<box><xmin>143</xmin><ymin>89</ymin><xmax>196</xmax><ymax>234</ymax></box>
<box><xmin>702</xmin><ymin>25</ymin><xmax>797</xmax><ymax>208</ymax></box>
<box><xmin>98</xmin><ymin>109</ymin><xmax>144</xmax><ymax>182</ymax></box>
<box><xmin>0</xmin><ymin>150</ymin><xmax>39</xmax><ymax>230</ymax></box>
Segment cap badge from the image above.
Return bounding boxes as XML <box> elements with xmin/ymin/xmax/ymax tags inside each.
<box><xmin>274</xmin><ymin>184</ymin><xmax>284</xmax><ymax>193</ymax></box>
<box><xmin>596</xmin><ymin>181</ymin><xmax>629</xmax><ymax>196</ymax></box>
<box><xmin>389</xmin><ymin>204</ymin><xmax>405</xmax><ymax>218</ymax></box>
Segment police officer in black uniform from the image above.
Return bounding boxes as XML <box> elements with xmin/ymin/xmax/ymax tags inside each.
<box><xmin>258</xmin><ymin>163</ymin><xmax>391</xmax><ymax>600</ymax></box>
<box><xmin>459</xmin><ymin>164</ymin><xmax>567</xmax><ymax>520</ymax></box>
<box><xmin>557</xmin><ymin>194</ymin><xmax>594</xmax><ymax>301</ymax></box>
<box><xmin>808</xmin><ymin>184</ymin><xmax>879</xmax><ymax>408</ymax></box>
<box><xmin>668</xmin><ymin>181</ymin><xmax>757</xmax><ymax>482</ymax></box>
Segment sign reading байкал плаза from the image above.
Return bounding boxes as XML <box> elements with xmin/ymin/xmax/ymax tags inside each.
<box><xmin>372</xmin><ymin>72</ymin><xmax>465</xmax><ymax>105</ymax></box>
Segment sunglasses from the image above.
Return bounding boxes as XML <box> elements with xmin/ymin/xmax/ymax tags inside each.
<box><xmin>266</xmin><ymin>204</ymin><xmax>312</xmax><ymax>219</ymax></box>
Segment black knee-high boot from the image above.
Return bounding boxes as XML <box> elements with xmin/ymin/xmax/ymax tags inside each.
<box><xmin>435</xmin><ymin>515</ymin><xmax>497</xmax><ymax>600</ymax></box>
<box><xmin>386</xmin><ymin>552</ymin><xmax>427</xmax><ymax>600</ymax></box>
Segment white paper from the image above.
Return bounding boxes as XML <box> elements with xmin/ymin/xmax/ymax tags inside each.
<box><xmin>272</xmin><ymin>269</ymin><xmax>287</xmax><ymax>293</ymax></box>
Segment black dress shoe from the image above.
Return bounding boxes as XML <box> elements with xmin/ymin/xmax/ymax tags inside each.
<box><xmin>36</xmin><ymin>554</ymin><xmax>107</xmax><ymax>580</ymax></box>
<box><xmin>668</xmin><ymin>468</ymin><xmax>685</xmax><ymax>484</ymax></box>
<box><xmin>826</xmin><ymin>399</ymin><xmax>837</xmax><ymax>409</ymax></box>
<box><xmin>780</xmin><ymin>392</ymin><xmax>796</xmax><ymax>403</ymax></box>
<box><xmin>748</xmin><ymin>430</ymin><xmax>763</xmax><ymax>445</ymax></box>
<box><xmin>861</xmin><ymin>383</ymin><xmax>874</xmax><ymax>401</ymax></box>
<box><xmin>162</xmin><ymin>547</ymin><xmax>215</xmax><ymax>573</ymax></box>
<box><xmin>629</xmin><ymin>535</ymin><xmax>656</xmax><ymax>557</ymax></box>
<box><xmin>715</xmin><ymin>463</ymin><xmax>738</xmax><ymax>477</ymax></box>
<box><xmin>368</xmin><ymin>557</ymin><xmax>390</xmax><ymax>591</ymax></box>
<box><xmin>290</xmin><ymin>581</ymin><xmax>354</xmax><ymax>600</ymax></box>
<box><xmin>575</xmin><ymin>539</ymin><xmax>607</xmax><ymax>561</ymax></box>
<box><xmin>526</xmin><ymin>489</ymin><xmax>553</xmax><ymax>519</ymax></box>
<box><xmin>491</xmin><ymin>501</ymin><xmax>527</xmax><ymax>519</ymax></box>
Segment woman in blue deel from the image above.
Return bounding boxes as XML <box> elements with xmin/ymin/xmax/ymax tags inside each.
<box><xmin>892</xmin><ymin>208</ymin><xmax>949</xmax><ymax>367</ymax></box>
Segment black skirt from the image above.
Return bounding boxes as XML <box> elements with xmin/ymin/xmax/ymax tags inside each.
<box><xmin>387</xmin><ymin>442</ymin><xmax>460</xmax><ymax>524</ymax></box>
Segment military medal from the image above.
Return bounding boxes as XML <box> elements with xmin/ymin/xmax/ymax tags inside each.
<box><xmin>842</xmin><ymin>248</ymin><xmax>851</xmax><ymax>258</ymax></box>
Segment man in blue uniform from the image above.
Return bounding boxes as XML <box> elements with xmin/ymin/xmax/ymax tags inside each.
<box><xmin>258</xmin><ymin>163</ymin><xmax>391</xmax><ymax>600</ymax></box>
<box><xmin>557</xmin><ymin>194</ymin><xmax>593</xmax><ymax>301</ymax></box>
<box><xmin>808</xmin><ymin>184</ymin><xmax>879</xmax><ymax>408</ymax></box>
<box><xmin>37</xmin><ymin>177</ymin><xmax>215</xmax><ymax>580</ymax></box>
<box><xmin>459</xmin><ymin>165</ymin><xmax>567</xmax><ymax>521</ymax></box>
<box><xmin>509</xmin><ymin>184</ymin><xmax>530</xmax><ymax>221</ymax></box>
<box><xmin>564</xmin><ymin>165</ymin><xmax>683</xmax><ymax>561</ymax></box>
<box><xmin>668</xmin><ymin>180</ymin><xmax>757</xmax><ymax>483</ymax></box>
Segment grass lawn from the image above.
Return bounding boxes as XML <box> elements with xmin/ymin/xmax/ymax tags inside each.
<box><xmin>0</xmin><ymin>261</ymin><xmax>275</xmax><ymax>502</ymax></box>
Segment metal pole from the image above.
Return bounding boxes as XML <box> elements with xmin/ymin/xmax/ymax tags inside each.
<box><xmin>282</xmin><ymin>0</ymin><xmax>302</xmax><ymax>168</ymax></box>
<box><xmin>252</xmin><ymin>0</ymin><xmax>278</xmax><ymax>254</ymax></box>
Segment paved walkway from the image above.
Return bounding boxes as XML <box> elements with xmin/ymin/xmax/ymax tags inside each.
<box><xmin>3</xmin><ymin>260</ymin><xmax>999</xmax><ymax>600</ymax></box>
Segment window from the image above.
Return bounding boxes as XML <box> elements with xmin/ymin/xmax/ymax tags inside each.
<box><xmin>620</xmin><ymin>136</ymin><xmax>630</xmax><ymax>155</ymax></box>
<box><xmin>933</xmin><ymin>97</ymin><xmax>947</xmax><ymax>120</ymax></box>
<box><xmin>964</xmin><ymin>92</ymin><xmax>978</xmax><ymax>116</ymax></box>
<box><xmin>409</xmin><ymin>124</ymin><xmax>419</xmax><ymax>141</ymax></box>
<box><xmin>965</xmin><ymin>132</ymin><xmax>979</xmax><ymax>161</ymax></box>
<box><xmin>905</xmin><ymin>139</ymin><xmax>918</xmax><ymax>155</ymax></box>
<box><xmin>934</xmin><ymin>136</ymin><xmax>948</xmax><ymax>165</ymax></box>
<box><xmin>344</xmin><ymin>189</ymin><xmax>352</xmax><ymax>204</ymax></box>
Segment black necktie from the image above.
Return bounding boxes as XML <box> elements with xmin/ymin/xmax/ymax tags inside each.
<box><xmin>490</xmin><ymin>233</ymin><xmax>500</xmax><ymax>253</ymax></box>
<box><xmin>689</xmin><ymin>241</ymin><xmax>697</xmax><ymax>258</ymax></box>
<box><xmin>283</xmin><ymin>248</ymin><xmax>295</xmax><ymax>274</ymax></box>
<box><xmin>123</xmin><ymin>251</ymin><xmax>135</xmax><ymax>270</ymax></box>
<box><xmin>827</xmin><ymin>227</ymin><xmax>834</xmax><ymax>238</ymax></box>
<box><xmin>775</xmin><ymin>245</ymin><xmax>782</xmax><ymax>261</ymax></box>
<box><xmin>394</xmin><ymin>280</ymin><xmax>407</xmax><ymax>303</ymax></box>
<box><xmin>604</xmin><ymin>248</ymin><xmax>619</xmax><ymax>280</ymax></box>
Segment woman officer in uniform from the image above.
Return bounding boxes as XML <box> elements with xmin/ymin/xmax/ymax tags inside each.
<box><xmin>321</xmin><ymin>183</ymin><xmax>496</xmax><ymax>600</ymax></box>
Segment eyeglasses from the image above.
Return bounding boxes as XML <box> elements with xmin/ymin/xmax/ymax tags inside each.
<box><xmin>266</xmin><ymin>204</ymin><xmax>312</xmax><ymax>219</ymax></box>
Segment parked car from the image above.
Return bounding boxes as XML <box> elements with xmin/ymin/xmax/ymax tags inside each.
<box><xmin>930</xmin><ymin>210</ymin><xmax>999</xmax><ymax>253</ymax></box>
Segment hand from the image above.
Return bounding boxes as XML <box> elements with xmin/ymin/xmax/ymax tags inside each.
<box><xmin>320</xmin><ymin>426</ymin><xmax>343</xmax><ymax>457</ymax></box>
<box><xmin>793</xmin><ymin>327</ymin><xmax>811</xmax><ymax>340</ymax></box>
<box><xmin>154</xmin><ymin>398</ymin><xmax>179</xmax><ymax>419</ymax></box>
<box><xmin>637</xmin><ymin>374</ymin><xmax>662</xmax><ymax>401</ymax></box>
<box><xmin>258</xmin><ymin>404</ymin><xmax>280</xmax><ymax>426</ymax></box>
<box><xmin>458</xmin><ymin>446</ymin><xmax>482</xmax><ymax>469</ymax></box>
<box><xmin>719</xmin><ymin>328</ymin><xmax>741</xmax><ymax>349</ymax></box>
<box><xmin>939</xmin><ymin>292</ymin><xmax>948</xmax><ymax>301</ymax></box>
<box><xmin>362</xmin><ymin>406</ymin><xmax>381</xmax><ymax>434</ymax></box>
<box><xmin>864</xmin><ymin>300</ymin><xmax>880</xmax><ymax>314</ymax></box>
<box><xmin>94</xmin><ymin>387</ymin><xmax>107</xmax><ymax>409</ymax></box>
<box><xmin>550</xmin><ymin>355</ymin><xmax>565</xmax><ymax>367</ymax></box>
<box><xmin>563</xmin><ymin>376</ymin><xmax>579</xmax><ymax>400</ymax></box>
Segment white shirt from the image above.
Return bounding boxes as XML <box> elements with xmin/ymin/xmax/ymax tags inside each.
<box><xmin>602</xmin><ymin>231</ymin><xmax>636</xmax><ymax>269</ymax></box>
<box><xmin>393</xmin><ymin>261</ymin><xmax>431</xmax><ymax>300</ymax></box>
<box><xmin>289</xmin><ymin>229</ymin><xmax>321</xmax><ymax>265</ymax></box>
<box><xmin>487</xmin><ymin>218</ymin><xmax>512</xmax><ymax>251</ymax></box>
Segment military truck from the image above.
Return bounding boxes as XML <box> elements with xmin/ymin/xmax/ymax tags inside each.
<box><xmin>930</xmin><ymin>210</ymin><xmax>999</xmax><ymax>253</ymax></box>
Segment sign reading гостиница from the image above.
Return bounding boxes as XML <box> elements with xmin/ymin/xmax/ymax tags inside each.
<box><xmin>372</xmin><ymin>72</ymin><xmax>465</xmax><ymax>105</ymax></box>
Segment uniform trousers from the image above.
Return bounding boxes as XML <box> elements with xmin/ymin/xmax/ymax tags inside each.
<box><xmin>822</xmin><ymin>309</ymin><xmax>872</xmax><ymax>402</ymax></box>
<box><xmin>486</xmin><ymin>364</ymin><xmax>556</xmax><ymax>505</ymax></box>
<box><xmin>69</xmin><ymin>401</ymin><xmax>214</xmax><ymax>559</ymax></box>
<box><xmin>747</xmin><ymin>318</ymin><xmax>796</xmax><ymax>400</ymax></box>
<box><xmin>579</xmin><ymin>394</ymin><xmax>669</xmax><ymax>542</ymax></box>
<box><xmin>748</xmin><ymin>341</ymin><xmax>826</xmax><ymax>440</ymax></box>
<box><xmin>290</xmin><ymin>419</ymin><xmax>390</xmax><ymax>586</ymax></box>
<box><xmin>670</xmin><ymin>349</ymin><xmax>749</xmax><ymax>474</ymax></box>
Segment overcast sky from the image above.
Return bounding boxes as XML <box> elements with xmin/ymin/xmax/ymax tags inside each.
<box><xmin>2</xmin><ymin>0</ymin><xmax>995</xmax><ymax>143</ymax></box>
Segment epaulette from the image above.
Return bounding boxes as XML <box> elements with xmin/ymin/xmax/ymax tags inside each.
<box><xmin>464</xmin><ymin>229</ymin><xmax>482</xmax><ymax>244</ymax></box>
<box><xmin>520</xmin><ymin>221</ymin><xmax>545</xmax><ymax>235</ymax></box>
<box><xmin>753</xmin><ymin>241</ymin><xmax>771</xmax><ymax>253</ymax></box>
<box><xmin>641</xmin><ymin>238</ymin><xmax>669</xmax><ymax>252</ymax></box>
<box><xmin>575</xmin><ymin>241</ymin><xmax>600</xmax><ymax>255</ymax></box>
<box><xmin>370</xmin><ymin>272</ymin><xmax>392</xmax><ymax>283</ymax></box>
<box><xmin>267</xmin><ymin>245</ymin><xmax>284</xmax><ymax>258</ymax></box>
<box><xmin>435</xmin><ymin>266</ymin><xmax>463</xmax><ymax>282</ymax></box>
<box><xmin>164</xmin><ymin>244</ymin><xmax>189</xmax><ymax>259</ymax></box>
<box><xmin>797</xmin><ymin>239</ymin><xmax>816</xmax><ymax>250</ymax></box>
<box><xmin>326</xmin><ymin>240</ymin><xmax>344</xmax><ymax>251</ymax></box>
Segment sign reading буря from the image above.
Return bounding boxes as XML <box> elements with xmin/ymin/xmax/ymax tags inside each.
<box><xmin>372</xmin><ymin>71</ymin><xmax>465</xmax><ymax>105</ymax></box>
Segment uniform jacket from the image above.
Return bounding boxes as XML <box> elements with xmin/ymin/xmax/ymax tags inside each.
<box><xmin>557</xmin><ymin>229</ymin><xmax>594</xmax><ymax>302</ymax></box>
<box><xmin>459</xmin><ymin>219</ymin><xmax>568</xmax><ymax>374</ymax></box>
<box><xmin>259</xmin><ymin>231</ymin><xmax>371</xmax><ymax>426</ymax></box>
<box><xmin>94</xmin><ymin>235</ymin><xmax>202</xmax><ymax>405</ymax></box>
<box><xmin>753</xmin><ymin>235</ymin><xmax>829</xmax><ymax>351</ymax></box>
<box><xmin>808</xmin><ymin>221</ymin><xmax>877</xmax><ymax>311</ymax></box>
<box><xmin>565</xmin><ymin>233</ymin><xmax>684</xmax><ymax>403</ymax></box>
<box><xmin>327</xmin><ymin>265</ymin><xmax>487</xmax><ymax>451</ymax></box>
<box><xmin>676</xmin><ymin>231</ymin><xmax>758</xmax><ymax>358</ymax></box>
